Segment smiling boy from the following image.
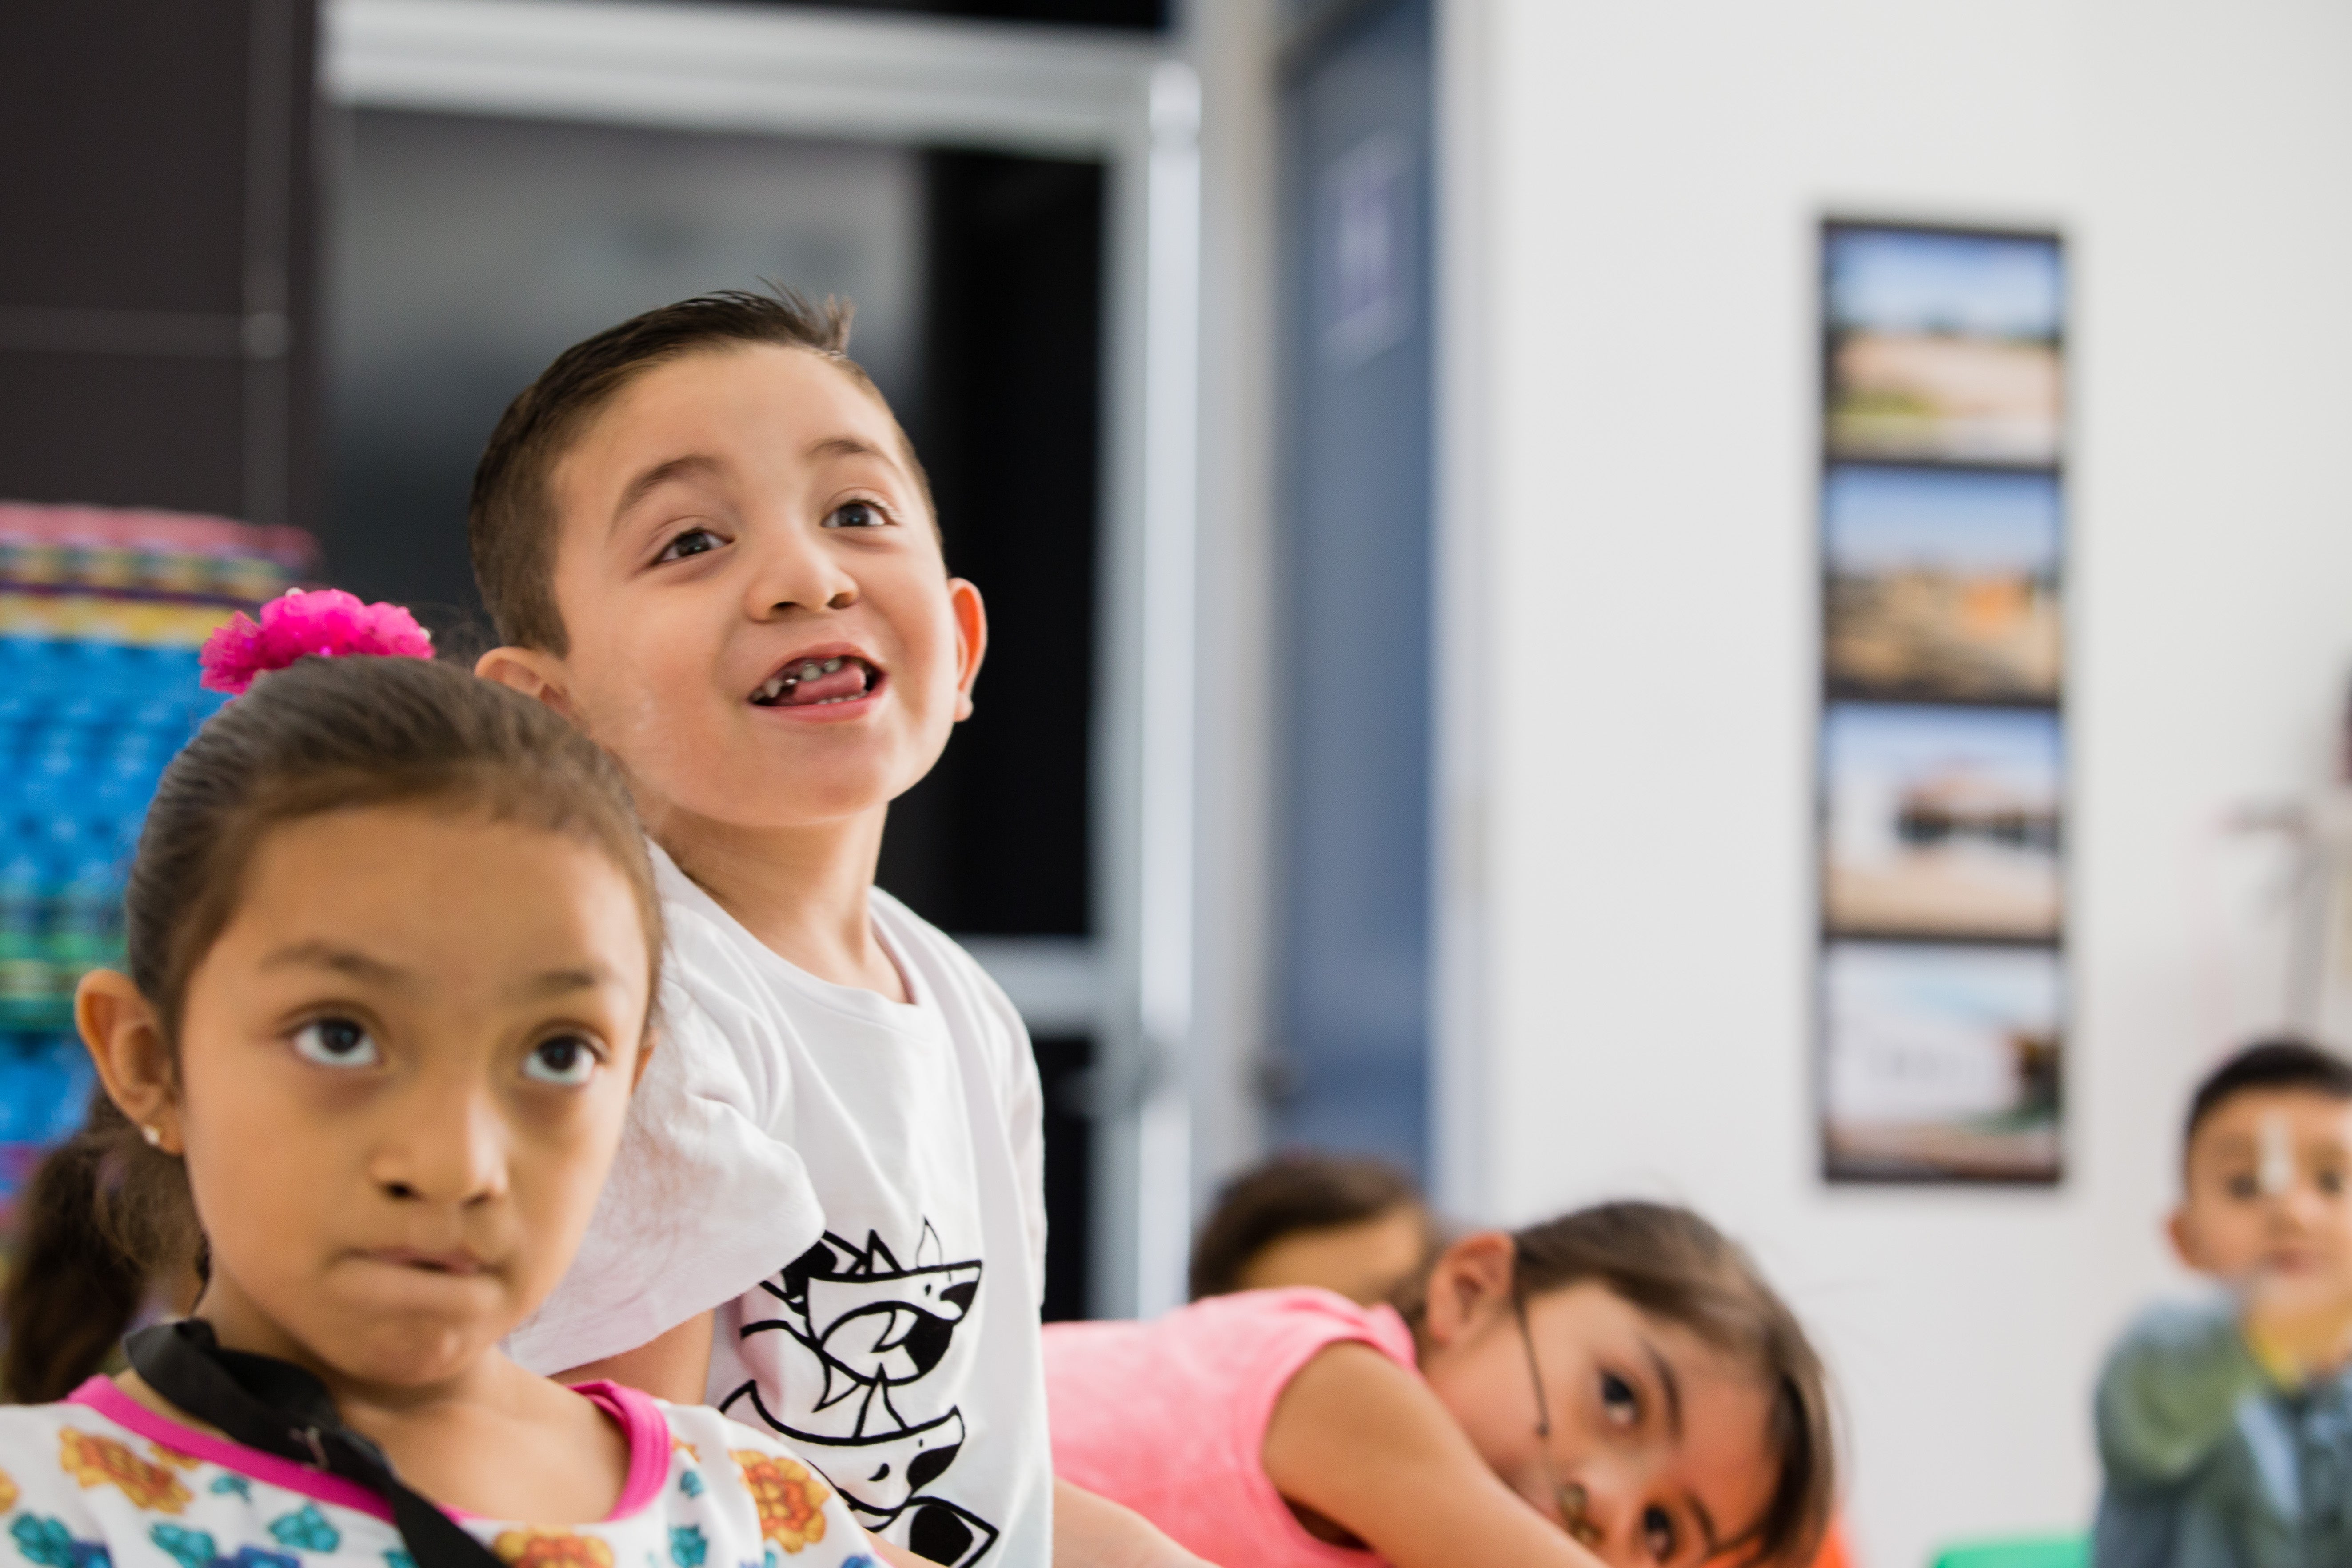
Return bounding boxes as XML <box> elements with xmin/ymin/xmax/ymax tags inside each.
<box><xmin>471</xmin><ymin>293</ymin><xmax>1199</xmax><ymax>1568</ymax></box>
<box><xmin>2095</xmin><ymin>1038</ymin><xmax>2352</xmax><ymax>1568</ymax></box>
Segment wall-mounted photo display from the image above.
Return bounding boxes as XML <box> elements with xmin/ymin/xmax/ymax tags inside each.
<box><xmin>1818</xmin><ymin>221</ymin><xmax>2065</xmax><ymax>1184</ymax></box>
<box><xmin>1822</xmin><ymin>703</ymin><xmax>2061</xmax><ymax>940</ymax></box>
<box><xmin>1825</xmin><ymin>467</ymin><xmax>2061</xmax><ymax>703</ymax></box>
<box><xmin>1825</xmin><ymin>226</ymin><xmax>2063</xmax><ymax>465</ymax></box>
<box><xmin>1821</xmin><ymin>941</ymin><xmax>2064</xmax><ymax>1181</ymax></box>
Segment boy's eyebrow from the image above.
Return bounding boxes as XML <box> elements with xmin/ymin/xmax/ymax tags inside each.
<box><xmin>610</xmin><ymin>453</ymin><xmax>725</xmax><ymax>533</ymax></box>
<box><xmin>807</xmin><ymin>435</ymin><xmax>898</xmax><ymax>468</ymax></box>
<box><xmin>260</xmin><ymin>941</ymin><xmax>410</xmax><ymax>988</ymax></box>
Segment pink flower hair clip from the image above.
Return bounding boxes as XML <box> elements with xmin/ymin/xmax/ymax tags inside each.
<box><xmin>199</xmin><ymin>587</ymin><xmax>435</xmax><ymax>696</ymax></box>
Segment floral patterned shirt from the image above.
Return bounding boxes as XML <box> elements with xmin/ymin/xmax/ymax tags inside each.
<box><xmin>0</xmin><ymin>1379</ymin><xmax>875</xmax><ymax>1568</ymax></box>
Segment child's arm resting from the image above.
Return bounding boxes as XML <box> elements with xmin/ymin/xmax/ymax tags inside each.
<box><xmin>1052</xmin><ymin>1477</ymin><xmax>1222</xmax><ymax>1568</ymax></box>
<box><xmin>2096</xmin><ymin>1303</ymin><xmax>2270</xmax><ymax>1491</ymax></box>
<box><xmin>1262</xmin><ymin>1341</ymin><xmax>1605</xmax><ymax>1568</ymax></box>
<box><xmin>555</xmin><ymin>1309</ymin><xmax>715</xmax><ymax>1405</ymax></box>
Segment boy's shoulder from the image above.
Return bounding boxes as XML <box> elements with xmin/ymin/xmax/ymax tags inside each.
<box><xmin>865</xmin><ymin>889</ymin><xmax>1021</xmax><ymax>1015</ymax></box>
<box><xmin>2101</xmin><ymin>1294</ymin><xmax>2252</xmax><ymax>1381</ymax></box>
<box><xmin>651</xmin><ymin>851</ymin><xmax>1028</xmax><ymax>1071</ymax></box>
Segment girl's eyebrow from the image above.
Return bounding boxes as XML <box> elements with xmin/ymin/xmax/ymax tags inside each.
<box><xmin>512</xmin><ymin>965</ymin><xmax>615</xmax><ymax>1001</ymax></box>
<box><xmin>1642</xmin><ymin>1339</ymin><xmax>1685</xmax><ymax>1436</ymax></box>
<box><xmin>260</xmin><ymin>940</ymin><xmax>408</xmax><ymax>988</ymax></box>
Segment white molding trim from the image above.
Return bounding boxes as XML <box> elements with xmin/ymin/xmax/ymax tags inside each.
<box><xmin>1429</xmin><ymin>0</ymin><xmax>1494</xmax><ymax>1220</ymax></box>
<box><xmin>326</xmin><ymin>0</ymin><xmax>1164</xmax><ymax>156</ymax></box>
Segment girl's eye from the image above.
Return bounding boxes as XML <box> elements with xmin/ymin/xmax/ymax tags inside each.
<box><xmin>1641</xmin><ymin>1504</ymin><xmax>1677</xmax><ymax>1561</ymax></box>
<box><xmin>1600</xmin><ymin>1371</ymin><xmax>1641</xmax><ymax>1428</ymax></box>
<box><xmin>656</xmin><ymin>527</ymin><xmax>723</xmax><ymax>563</ymax></box>
<box><xmin>523</xmin><ymin>1036</ymin><xmax>601</xmax><ymax>1087</ymax></box>
<box><xmin>2227</xmin><ymin>1171</ymin><xmax>2260</xmax><ymax>1200</ymax></box>
<box><xmin>292</xmin><ymin>1017</ymin><xmax>379</xmax><ymax>1069</ymax></box>
<box><xmin>823</xmin><ymin>500</ymin><xmax>890</xmax><ymax>530</ymax></box>
<box><xmin>2320</xmin><ymin>1167</ymin><xmax>2346</xmax><ymax>1196</ymax></box>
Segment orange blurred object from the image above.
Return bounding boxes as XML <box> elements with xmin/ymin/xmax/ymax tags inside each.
<box><xmin>1809</xmin><ymin>1519</ymin><xmax>1856</xmax><ymax>1568</ymax></box>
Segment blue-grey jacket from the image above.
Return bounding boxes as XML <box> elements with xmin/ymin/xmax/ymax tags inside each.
<box><xmin>2095</xmin><ymin>1299</ymin><xmax>2352</xmax><ymax>1568</ymax></box>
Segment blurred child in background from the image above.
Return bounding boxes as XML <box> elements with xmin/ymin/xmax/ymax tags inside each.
<box><xmin>0</xmin><ymin>630</ymin><xmax>882</xmax><ymax>1568</ymax></box>
<box><xmin>1050</xmin><ymin>1199</ymin><xmax>1834</xmax><ymax>1568</ymax></box>
<box><xmin>2096</xmin><ymin>1038</ymin><xmax>2352</xmax><ymax>1567</ymax></box>
<box><xmin>1190</xmin><ymin>1152</ymin><xmax>1433</xmax><ymax>1305</ymax></box>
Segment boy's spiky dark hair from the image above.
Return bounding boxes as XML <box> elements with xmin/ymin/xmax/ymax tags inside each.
<box><xmin>467</xmin><ymin>287</ymin><xmax>929</xmax><ymax>654</ymax></box>
<box><xmin>2184</xmin><ymin>1036</ymin><xmax>2352</xmax><ymax>1153</ymax></box>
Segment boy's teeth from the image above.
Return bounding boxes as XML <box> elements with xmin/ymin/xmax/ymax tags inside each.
<box><xmin>755</xmin><ymin>656</ymin><xmax>873</xmax><ymax>706</ymax></box>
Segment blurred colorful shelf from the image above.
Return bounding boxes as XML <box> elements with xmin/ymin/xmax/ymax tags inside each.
<box><xmin>0</xmin><ymin>500</ymin><xmax>317</xmax><ymax>1229</ymax></box>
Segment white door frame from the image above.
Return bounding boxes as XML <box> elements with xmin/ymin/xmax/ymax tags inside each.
<box><xmin>324</xmin><ymin>0</ymin><xmax>1202</xmax><ymax>1318</ymax></box>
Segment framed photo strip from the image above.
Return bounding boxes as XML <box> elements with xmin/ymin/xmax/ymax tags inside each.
<box><xmin>1817</xmin><ymin>220</ymin><xmax>2067</xmax><ymax>1184</ymax></box>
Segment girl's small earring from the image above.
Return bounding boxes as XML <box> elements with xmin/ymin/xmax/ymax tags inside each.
<box><xmin>140</xmin><ymin>1124</ymin><xmax>163</xmax><ymax>1149</ymax></box>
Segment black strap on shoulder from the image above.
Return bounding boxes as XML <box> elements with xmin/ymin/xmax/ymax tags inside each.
<box><xmin>124</xmin><ymin>1321</ymin><xmax>506</xmax><ymax>1568</ymax></box>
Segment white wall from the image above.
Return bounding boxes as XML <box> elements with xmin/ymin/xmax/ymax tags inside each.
<box><xmin>1439</xmin><ymin>4</ymin><xmax>2352</xmax><ymax>1564</ymax></box>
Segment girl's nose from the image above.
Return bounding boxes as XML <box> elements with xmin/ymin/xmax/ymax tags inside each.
<box><xmin>371</xmin><ymin>1077</ymin><xmax>508</xmax><ymax>1205</ymax></box>
<box><xmin>1561</xmin><ymin>1469</ymin><xmax>1646</xmax><ymax>1565</ymax></box>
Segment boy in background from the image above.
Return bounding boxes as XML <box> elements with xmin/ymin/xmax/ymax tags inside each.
<box><xmin>471</xmin><ymin>291</ymin><xmax>1203</xmax><ymax>1568</ymax></box>
<box><xmin>2096</xmin><ymin>1038</ymin><xmax>2352</xmax><ymax>1567</ymax></box>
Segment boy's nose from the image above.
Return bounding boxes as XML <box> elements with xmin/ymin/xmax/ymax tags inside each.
<box><xmin>745</xmin><ymin>523</ymin><xmax>859</xmax><ymax>617</ymax></box>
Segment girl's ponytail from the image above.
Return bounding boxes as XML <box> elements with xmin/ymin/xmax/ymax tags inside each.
<box><xmin>4</xmin><ymin>1095</ymin><xmax>199</xmax><ymax>1401</ymax></box>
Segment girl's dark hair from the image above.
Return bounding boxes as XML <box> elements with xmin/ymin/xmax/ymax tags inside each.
<box><xmin>1189</xmin><ymin>1152</ymin><xmax>1426</xmax><ymax>1299</ymax></box>
<box><xmin>1394</xmin><ymin>1201</ymin><xmax>1836</xmax><ymax>1568</ymax></box>
<box><xmin>3</xmin><ymin>654</ymin><xmax>661</xmax><ymax>1403</ymax></box>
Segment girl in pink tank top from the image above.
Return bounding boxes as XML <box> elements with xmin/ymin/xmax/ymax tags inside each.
<box><xmin>1046</xmin><ymin>1202</ymin><xmax>1836</xmax><ymax>1568</ymax></box>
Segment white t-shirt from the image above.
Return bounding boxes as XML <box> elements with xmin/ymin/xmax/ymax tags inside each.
<box><xmin>509</xmin><ymin>847</ymin><xmax>1052</xmax><ymax>1568</ymax></box>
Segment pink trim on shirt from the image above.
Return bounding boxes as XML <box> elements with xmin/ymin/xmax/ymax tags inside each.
<box><xmin>70</xmin><ymin>1376</ymin><xmax>394</xmax><ymax>1522</ymax></box>
<box><xmin>567</xmin><ymin>1380</ymin><xmax>673</xmax><ymax>1521</ymax></box>
<box><xmin>69</xmin><ymin>1374</ymin><xmax>672</xmax><ymax>1524</ymax></box>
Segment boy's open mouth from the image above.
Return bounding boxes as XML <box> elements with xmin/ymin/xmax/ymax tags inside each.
<box><xmin>751</xmin><ymin>654</ymin><xmax>882</xmax><ymax>708</ymax></box>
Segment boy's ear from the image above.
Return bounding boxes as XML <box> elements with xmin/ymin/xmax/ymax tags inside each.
<box><xmin>1422</xmin><ymin>1230</ymin><xmax>1517</xmax><ymax>1349</ymax></box>
<box><xmin>948</xmin><ymin>578</ymin><xmax>988</xmax><ymax>723</ymax></box>
<box><xmin>77</xmin><ymin>970</ymin><xmax>182</xmax><ymax>1155</ymax></box>
<box><xmin>475</xmin><ymin>645</ymin><xmax>579</xmax><ymax>722</ymax></box>
<box><xmin>2167</xmin><ymin>1205</ymin><xmax>2202</xmax><ymax>1272</ymax></box>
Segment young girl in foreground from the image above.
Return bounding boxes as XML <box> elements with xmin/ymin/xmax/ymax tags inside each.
<box><xmin>1047</xmin><ymin>1201</ymin><xmax>1833</xmax><ymax>1568</ymax></box>
<box><xmin>0</xmin><ymin>622</ymin><xmax>879</xmax><ymax>1568</ymax></box>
